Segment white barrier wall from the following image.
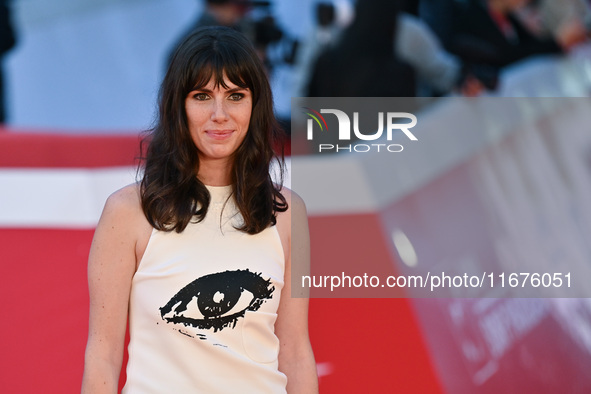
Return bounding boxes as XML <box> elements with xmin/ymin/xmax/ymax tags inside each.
<box><xmin>288</xmin><ymin>49</ymin><xmax>591</xmax><ymax>393</ymax></box>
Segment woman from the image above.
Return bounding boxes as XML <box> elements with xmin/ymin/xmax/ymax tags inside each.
<box><xmin>82</xmin><ymin>26</ymin><xmax>317</xmax><ymax>393</ymax></box>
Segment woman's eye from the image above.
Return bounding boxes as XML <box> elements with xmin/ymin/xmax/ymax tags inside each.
<box><xmin>193</xmin><ymin>93</ymin><xmax>209</xmax><ymax>100</ymax></box>
<box><xmin>228</xmin><ymin>93</ymin><xmax>244</xmax><ymax>101</ymax></box>
<box><xmin>159</xmin><ymin>269</ymin><xmax>275</xmax><ymax>333</ymax></box>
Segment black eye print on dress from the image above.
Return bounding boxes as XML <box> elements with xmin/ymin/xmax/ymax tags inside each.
<box><xmin>159</xmin><ymin>269</ymin><xmax>274</xmax><ymax>332</ymax></box>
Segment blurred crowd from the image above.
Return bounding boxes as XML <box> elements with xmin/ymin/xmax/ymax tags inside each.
<box><xmin>1</xmin><ymin>0</ymin><xmax>590</xmax><ymax>129</ymax></box>
<box><xmin>300</xmin><ymin>0</ymin><xmax>590</xmax><ymax>97</ymax></box>
<box><xmin>174</xmin><ymin>0</ymin><xmax>590</xmax><ymax>100</ymax></box>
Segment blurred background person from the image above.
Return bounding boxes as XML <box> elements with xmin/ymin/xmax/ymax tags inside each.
<box><xmin>169</xmin><ymin>0</ymin><xmax>297</xmax><ymax>75</ymax></box>
<box><xmin>292</xmin><ymin>0</ymin><xmax>353</xmax><ymax>97</ymax></box>
<box><xmin>419</xmin><ymin>0</ymin><xmax>567</xmax><ymax>72</ymax></box>
<box><xmin>168</xmin><ymin>0</ymin><xmax>256</xmax><ymax>65</ymax></box>
<box><xmin>516</xmin><ymin>0</ymin><xmax>590</xmax><ymax>50</ymax></box>
<box><xmin>0</xmin><ymin>0</ymin><xmax>15</xmax><ymax>124</ymax></box>
<box><xmin>396</xmin><ymin>10</ymin><xmax>474</xmax><ymax>96</ymax></box>
<box><xmin>305</xmin><ymin>0</ymin><xmax>415</xmax><ymax>97</ymax></box>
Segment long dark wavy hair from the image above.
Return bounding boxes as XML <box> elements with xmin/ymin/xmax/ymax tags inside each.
<box><xmin>140</xmin><ymin>26</ymin><xmax>287</xmax><ymax>234</ymax></box>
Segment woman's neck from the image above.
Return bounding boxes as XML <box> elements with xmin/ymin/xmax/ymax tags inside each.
<box><xmin>197</xmin><ymin>158</ymin><xmax>233</xmax><ymax>186</ymax></box>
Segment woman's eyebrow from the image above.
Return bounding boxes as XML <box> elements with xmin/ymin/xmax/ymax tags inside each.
<box><xmin>226</xmin><ymin>86</ymin><xmax>249</xmax><ymax>93</ymax></box>
<box><xmin>189</xmin><ymin>86</ymin><xmax>248</xmax><ymax>93</ymax></box>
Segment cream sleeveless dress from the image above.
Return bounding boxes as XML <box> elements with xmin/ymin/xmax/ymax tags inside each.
<box><xmin>122</xmin><ymin>185</ymin><xmax>287</xmax><ymax>393</ymax></box>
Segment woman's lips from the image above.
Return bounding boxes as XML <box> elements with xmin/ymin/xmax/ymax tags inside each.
<box><xmin>206</xmin><ymin>130</ymin><xmax>234</xmax><ymax>140</ymax></box>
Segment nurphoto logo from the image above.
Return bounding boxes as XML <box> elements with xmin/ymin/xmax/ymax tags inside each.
<box><xmin>303</xmin><ymin>107</ymin><xmax>418</xmax><ymax>153</ymax></box>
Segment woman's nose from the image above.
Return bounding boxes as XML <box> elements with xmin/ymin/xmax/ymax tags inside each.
<box><xmin>210</xmin><ymin>99</ymin><xmax>229</xmax><ymax>122</ymax></box>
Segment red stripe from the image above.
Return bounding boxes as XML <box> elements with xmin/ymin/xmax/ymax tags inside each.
<box><xmin>0</xmin><ymin>128</ymin><xmax>290</xmax><ymax>168</ymax></box>
<box><xmin>0</xmin><ymin>128</ymin><xmax>142</xmax><ymax>168</ymax></box>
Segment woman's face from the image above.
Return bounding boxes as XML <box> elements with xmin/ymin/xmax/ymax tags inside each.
<box><xmin>185</xmin><ymin>76</ymin><xmax>252</xmax><ymax>166</ymax></box>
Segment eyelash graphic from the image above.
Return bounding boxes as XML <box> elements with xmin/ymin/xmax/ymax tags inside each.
<box><xmin>159</xmin><ymin>269</ymin><xmax>275</xmax><ymax>333</ymax></box>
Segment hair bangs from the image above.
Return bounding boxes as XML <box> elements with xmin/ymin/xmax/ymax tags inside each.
<box><xmin>185</xmin><ymin>45</ymin><xmax>251</xmax><ymax>95</ymax></box>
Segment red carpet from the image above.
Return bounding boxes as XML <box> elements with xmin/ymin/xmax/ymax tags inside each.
<box><xmin>0</xmin><ymin>228</ymin><xmax>92</xmax><ymax>392</ymax></box>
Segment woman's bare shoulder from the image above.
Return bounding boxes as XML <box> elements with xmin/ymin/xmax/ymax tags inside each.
<box><xmin>275</xmin><ymin>186</ymin><xmax>308</xmax><ymax>243</ymax></box>
<box><xmin>97</xmin><ymin>183</ymin><xmax>152</xmax><ymax>264</ymax></box>
<box><xmin>277</xmin><ymin>186</ymin><xmax>307</xmax><ymax>217</ymax></box>
<box><xmin>99</xmin><ymin>184</ymin><xmax>148</xmax><ymax>231</ymax></box>
<box><xmin>101</xmin><ymin>183</ymin><xmax>147</xmax><ymax>222</ymax></box>
<box><xmin>105</xmin><ymin>183</ymin><xmax>141</xmax><ymax>210</ymax></box>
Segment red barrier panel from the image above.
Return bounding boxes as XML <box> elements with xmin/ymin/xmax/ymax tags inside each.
<box><xmin>0</xmin><ymin>130</ymin><xmax>141</xmax><ymax>168</ymax></box>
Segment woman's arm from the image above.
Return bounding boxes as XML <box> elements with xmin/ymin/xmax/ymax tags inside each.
<box><xmin>275</xmin><ymin>189</ymin><xmax>319</xmax><ymax>393</ymax></box>
<box><xmin>81</xmin><ymin>185</ymin><xmax>151</xmax><ymax>393</ymax></box>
